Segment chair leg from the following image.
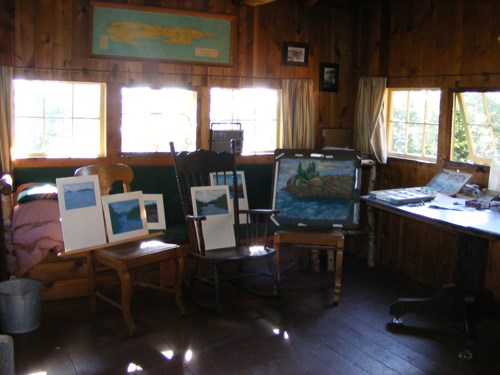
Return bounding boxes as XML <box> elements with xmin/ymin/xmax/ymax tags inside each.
<box><xmin>268</xmin><ymin>258</ymin><xmax>281</xmax><ymax>296</ymax></box>
<box><xmin>87</xmin><ymin>252</ymin><xmax>97</xmax><ymax>314</ymax></box>
<box><xmin>213</xmin><ymin>264</ymin><xmax>220</xmax><ymax>312</ymax></box>
<box><xmin>174</xmin><ymin>251</ymin><xmax>186</xmax><ymax>315</ymax></box>
<box><xmin>117</xmin><ymin>269</ymin><xmax>135</xmax><ymax>335</ymax></box>
<box><xmin>331</xmin><ymin>244</ymin><xmax>344</xmax><ymax>305</ymax></box>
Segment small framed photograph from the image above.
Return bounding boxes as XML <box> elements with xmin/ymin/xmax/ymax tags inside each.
<box><xmin>101</xmin><ymin>191</ymin><xmax>148</xmax><ymax>242</ymax></box>
<box><xmin>282</xmin><ymin>42</ymin><xmax>309</xmax><ymax>66</ymax></box>
<box><xmin>143</xmin><ymin>194</ymin><xmax>166</xmax><ymax>230</ymax></box>
<box><xmin>319</xmin><ymin>63</ymin><xmax>339</xmax><ymax>92</ymax></box>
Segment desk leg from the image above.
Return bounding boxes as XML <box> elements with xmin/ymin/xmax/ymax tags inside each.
<box><xmin>389</xmin><ymin>235</ymin><xmax>488</xmax><ymax>360</ymax></box>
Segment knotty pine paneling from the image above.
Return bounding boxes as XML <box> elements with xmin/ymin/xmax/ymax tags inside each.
<box><xmin>2</xmin><ymin>0</ymin><xmax>357</xmax><ymax>165</ymax></box>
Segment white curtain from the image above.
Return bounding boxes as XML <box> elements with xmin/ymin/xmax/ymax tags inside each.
<box><xmin>0</xmin><ymin>66</ymin><xmax>12</xmax><ymax>174</ymax></box>
<box><xmin>281</xmin><ymin>79</ymin><xmax>314</xmax><ymax>148</ymax></box>
<box><xmin>354</xmin><ymin>77</ymin><xmax>387</xmax><ymax>163</ymax></box>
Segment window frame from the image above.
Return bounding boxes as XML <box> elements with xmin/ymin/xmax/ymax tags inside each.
<box><xmin>450</xmin><ymin>88</ymin><xmax>500</xmax><ymax>166</ymax></box>
<box><xmin>386</xmin><ymin>88</ymin><xmax>442</xmax><ymax>163</ymax></box>
<box><xmin>209</xmin><ymin>87</ymin><xmax>281</xmax><ymax>155</ymax></box>
<box><xmin>12</xmin><ymin>79</ymin><xmax>107</xmax><ymax>159</ymax></box>
<box><xmin>120</xmin><ymin>85</ymin><xmax>198</xmax><ymax>154</ymax></box>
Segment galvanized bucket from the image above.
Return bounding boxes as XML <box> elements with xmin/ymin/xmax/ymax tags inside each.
<box><xmin>0</xmin><ymin>279</ymin><xmax>41</xmax><ymax>334</ymax></box>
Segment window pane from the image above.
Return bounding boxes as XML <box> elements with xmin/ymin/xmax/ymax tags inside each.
<box><xmin>388</xmin><ymin>89</ymin><xmax>440</xmax><ymax>161</ymax></box>
<box><xmin>210</xmin><ymin>88</ymin><xmax>279</xmax><ymax>154</ymax></box>
<box><xmin>13</xmin><ymin>80</ymin><xmax>105</xmax><ymax>158</ymax></box>
<box><xmin>121</xmin><ymin>87</ymin><xmax>197</xmax><ymax>152</ymax></box>
<box><xmin>451</xmin><ymin>91</ymin><xmax>500</xmax><ymax>164</ymax></box>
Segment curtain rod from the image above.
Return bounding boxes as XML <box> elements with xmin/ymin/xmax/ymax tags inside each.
<box><xmin>8</xmin><ymin>65</ymin><xmax>311</xmax><ymax>82</ymax></box>
<box><xmin>387</xmin><ymin>71</ymin><xmax>500</xmax><ymax>79</ymax></box>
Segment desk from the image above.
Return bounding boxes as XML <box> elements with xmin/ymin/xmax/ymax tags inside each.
<box><xmin>363</xmin><ymin>195</ymin><xmax>500</xmax><ymax>360</ymax></box>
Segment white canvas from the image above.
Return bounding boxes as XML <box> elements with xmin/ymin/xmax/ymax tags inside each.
<box><xmin>56</xmin><ymin>175</ymin><xmax>107</xmax><ymax>252</ymax></box>
<box><xmin>102</xmin><ymin>191</ymin><xmax>149</xmax><ymax>242</ymax></box>
<box><xmin>191</xmin><ymin>185</ymin><xmax>235</xmax><ymax>250</ymax></box>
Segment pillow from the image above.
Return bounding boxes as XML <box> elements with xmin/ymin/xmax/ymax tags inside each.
<box><xmin>16</xmin><ymin>182</ymin><xmax>58</xmax><ymax>204</ymax></box>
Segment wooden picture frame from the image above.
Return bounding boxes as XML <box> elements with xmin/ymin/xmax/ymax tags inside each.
<box><xmin>89</xmin><ymin>1</ymin><xmax>236</xmax><ymax>66</ymax></box>
<box><xmin>319</xmin><ymin>63</ymin><xmax>339</xmax><ymax>92</ymax></box>
<box><xmin>143</xmin><ymin>194</ymin><xmax>166</xmax><ymax>230</ymax></box>
<box><xmin>282</xmin><ymin>42</ymin><xmax>309</xmax><ymax>66</ymax></box>
<box><xmin>56</xmin><ymin>175</ymin><xmax>107</xmax><ymax>252</ymax></box>
<box><xmin>101</xmin><ymin>191</ymin><xmax>149</xmax><ymax>243</ymax></box>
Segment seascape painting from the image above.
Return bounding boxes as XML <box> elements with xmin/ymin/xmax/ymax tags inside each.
<box><xmin>63</xmin><ymin>181</ymin><xmax>97</xmax><ymax>210</ymax></box>
<box><xmin>101</xmin><ymin>191</ymin><xmax>148</xmax><ymax>242</ymax></box>
<box><xmin>143</xmin><ymin>194</ymin><xmax>166</xmax><ymax>229</ymax></box>
<box><xmin>211</xmin><ymin>172</ymin><xmax>245</xmax><ymax>199</ymax></box>
<box><xmin>107</xmin><ymin>198</ymin><xmax>143</xmax><ymax>234</ymax></box>
<box><xmin>193</xmin><ymin>186</ymin><xmax>229</xmax><ymax>216</ymax></box>
<box><xmin>273</xmin><ymin>153</ymin><xmax>360</xmax><ymax>228</ymax></box>
<box><xmin>56</xmin><ymin>175</ymin><xmax>107</xmax><ymax>251</ymax></box>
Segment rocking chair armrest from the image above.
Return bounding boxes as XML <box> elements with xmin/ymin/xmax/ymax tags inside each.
<box><xmin>186</xmin><ymin>214</ymin><xmax>206</xmax><ymax>222</ymax></box>
<box><xmin>238</xmin><ymin>209</ymin><xmax>278</xmax><ymax>216</ymax></box>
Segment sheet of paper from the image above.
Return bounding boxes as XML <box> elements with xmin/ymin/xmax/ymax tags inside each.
<box><xmin>428</xmin><ymin>194</ymin><xmax>474</xmax><ymax>211</ymax></box>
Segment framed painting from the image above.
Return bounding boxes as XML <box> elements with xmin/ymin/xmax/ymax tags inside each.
<box><xmin>143</xmin><ymin>194</ymin><xmax>166</xmax><ymax>230</ymax></box>
<box><xmin>89</xmin><ymin>1</ymin><xmax>236</xmax><ymax>66</ymax></box>
<box><xmin>319</xmin><ymin>63</ymin><xmax>339</xmax><ymax>92</ymax></box>
<box><xmin>101</xmin><ymin>191</ymin><xmax>149</xmax><ymax>242</ymax></box>
<box><xmin>56</xmin><ymin>175</ymin><xmax>107</xmax><ymax>252</ymax></box>
<box><xmin>271</xmin><ymin>148</ymin><xmax>361</xmax><ymax>230</ymax></box>
<box><xmin>282</xmin><ymin>42</ymin><xmax>309</xmax><ymax>66</ymax></box>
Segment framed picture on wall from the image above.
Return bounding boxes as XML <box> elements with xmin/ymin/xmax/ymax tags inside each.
<box><xmin>319</xmin><ymin>63</ymin><xmax>339</xmax><ymax>92</ymax></box>
<box><xmin>282</xmin><ymin>42</ymin><xmax>309</xmax><ymax>66</ymax></box>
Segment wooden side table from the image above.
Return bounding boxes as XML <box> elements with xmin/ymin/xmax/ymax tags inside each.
<box><xmin>274</xmin><ymin>229</ymin><xmax>345</xmax><ymax>305</ymax></box>
<box><xmin>87</xmin><ymin>238</ymin><xmax>186</xmax><ymax>334</ymax></box>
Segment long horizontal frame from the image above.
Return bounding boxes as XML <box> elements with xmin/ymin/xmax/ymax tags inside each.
<box><xmin>89</xmin><ymin>1</ymin><xmax>236</xmax><ymax>66</ymax></box>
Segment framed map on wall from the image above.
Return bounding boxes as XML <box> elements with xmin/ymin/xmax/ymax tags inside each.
<box><xmin>89</xmin><ymin>1</ymin><xmax>236</xmax><ymax>66</ymax></box>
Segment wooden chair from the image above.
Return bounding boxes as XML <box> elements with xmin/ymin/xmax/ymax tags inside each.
<box><xmin>274</xmin><ymin>229</ymin><xmax>345</xmax><ymax>305</ymax></box>
<box><xmin>169</xmin><ymin>141</ymin><xmax>279</xmax><ymax>312</ymax></box>
<box><xmin>74</xmin><ymin>163</ymin><xmax>186</xmax><ymax>334</ymax></box>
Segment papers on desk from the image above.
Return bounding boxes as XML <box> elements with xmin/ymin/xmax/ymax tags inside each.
<box><xmin>427</xmin><ymin>194</ymin><xmax>475</xmax><ymax>211</ymax></box>
<box><xmin>369</xmin><ymin>187</ymin><xmax>436</xmax><ymax>205</ymax></box>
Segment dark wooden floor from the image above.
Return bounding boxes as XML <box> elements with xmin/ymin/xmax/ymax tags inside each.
<box><xmin>10</xmin><ymin>252</ymin><xmax>500</xmax><ymax>375</ymax></box>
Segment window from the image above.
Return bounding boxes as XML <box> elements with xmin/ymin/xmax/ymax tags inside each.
<box><xmin>209</xmin><ymin>88</ymin><xmax>280</xmax><ymax>154</ymax></box>
<box><xmin>387</xmin><ymin>89</ymin><xmax>441</xmax><ymax>162</ymax></box>
<box><xmin>13</xmin><ymin>80</ymin><xmax>105</xmax><ymax>158</ymax></box>
<box><xmin>121</xmin><ymin>87</ymin><xmax>197</xmax><ymax>153</ymax></box>
<box><xmin>451</xmin><ymin>91</ymin><xmax>500</xmax><ymax>165</ymax></box>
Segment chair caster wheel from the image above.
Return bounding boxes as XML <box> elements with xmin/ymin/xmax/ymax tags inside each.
<box><xmin>458</xmin><ymin>349</ymin><xmax>473</xmax><ymax>360</ymax></box>
<box><xmin>391</xmin><ymin>316</ymin><xmax>404</xmax><ymax>325</ymax></box>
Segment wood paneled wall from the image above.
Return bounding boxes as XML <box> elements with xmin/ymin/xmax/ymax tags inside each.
<box><xmin>2</xmin><ymin>0</ymin><xmax>500</xmax><ymax>295</ymax></box>
<box><xmin>357</xmin><ymin>0</ymin><xmax>500</xmax><ymax>296</ymax></box>
<box><xmin>0</xmin><ymin>0</ymin><xmax>358</xmax><ymax>169</ymax></box>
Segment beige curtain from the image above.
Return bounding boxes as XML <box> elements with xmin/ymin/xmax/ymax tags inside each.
<box><xmin>0</xmin><ymin>66</ymin><xmax>12</xmax><ymax>174</ymax></box>
<box><xmin>281</xmin><ymin>79</ymin><xmax>314</xmax><ymax>148</ymax></box>
<box><xmin>354</xmin><ymin>77</ymin><xmax>387</xmax><ymax>163</ymax></box>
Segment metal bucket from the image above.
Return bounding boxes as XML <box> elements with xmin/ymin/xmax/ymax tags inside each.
<box><xmin>0</xmin><ymin>334</ymin><xmax>14</xmax><ymax>375</ymax></box>
<box><xmin>0</xmin><ymin>279</ymin><xmax>41</xmax><ymax>334</ymax></box>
